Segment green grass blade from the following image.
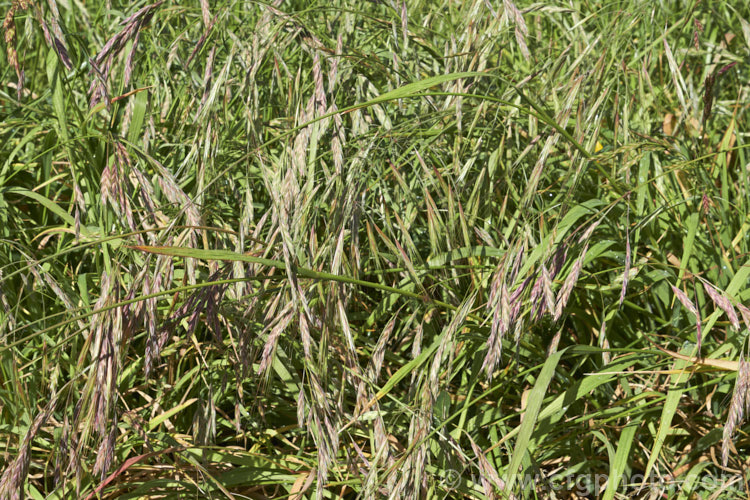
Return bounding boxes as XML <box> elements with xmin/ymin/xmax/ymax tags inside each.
<box><xmin>602</xmin><ymin>418</ymin><xmax>639</xmax><ymax>500</ymax></box>
<box><xmin>504</xmin><ymin>348</ymin><xmax>565</xmax><ymax>493</ymax></box>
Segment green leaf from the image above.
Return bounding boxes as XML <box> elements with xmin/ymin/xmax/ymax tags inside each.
<box><xmin>3</xmin><ymin>187</ymin><xmax>75</xmax><ymax>226</ymax></box>
<box><xmin>602</xmin><ymin>419</ymin><xmax>639</xmax><ymax>500</ymax></box>
<box><xmin>47</xmin><ymin>48</ymin><xmax>68</xmax><ymax>142</ymax></box>
<box><xmin>427</xmin><ymin>245</ymin><xmax>505</xmax><ymax>267</ymax></box>
<box><xmin>147</xmin><ymin>398</ymin><xmax>198</xmax><ymax>431</ymax></box>
<box><xmin>675</xmin><ymin>212</ymin><xmax>699</xmax><ymax>291</ymax></box>
<box><xmin>640</xmin><ymin>346</ymin><xmax>691</xmax><ymax>483</ymax></box>
<box><xmin>127</xmin><ymin>88</ymin><xmax>148</xmax><ymax>145</ymax></box>
<box><xmin>504</xmin><ymin>348</ymin><xmax>565</xmax><ymax>492</ymax></box>
<box><xmin>353</xmin><ymin>72</ymin><xmax>486</xmax><ymax>109</ymax></box>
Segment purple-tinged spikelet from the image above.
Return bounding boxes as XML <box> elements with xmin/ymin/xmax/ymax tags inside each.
<box><xmin>722</xmin><ymin>354</ymin><xmax>750</xmax><ymax>466</ymax></box>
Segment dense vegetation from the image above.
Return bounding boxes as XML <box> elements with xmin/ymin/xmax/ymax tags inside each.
<box><xmin>1</xmin><ymin>0</ymin><xmax>749</xmax><ymax>498</ymax></box>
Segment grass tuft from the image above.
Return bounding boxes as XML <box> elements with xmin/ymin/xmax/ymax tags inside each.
<box><xmin>2</xmin><ymin>0</ymin><xmax>750</xmax><ymax>498</ymax></box>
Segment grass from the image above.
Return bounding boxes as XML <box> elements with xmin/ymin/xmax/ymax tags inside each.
<box><xmin>1</xmin><ymin>0</ymin><xmax>749</xmax><ymax>498</ymax></box>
